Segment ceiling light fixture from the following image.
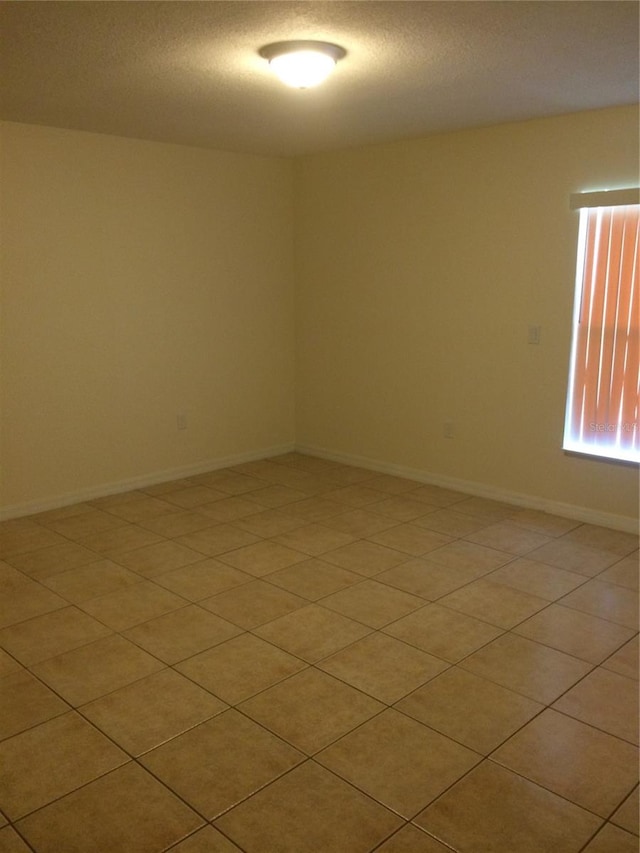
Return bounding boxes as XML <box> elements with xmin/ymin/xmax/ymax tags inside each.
<box><xmin>259</xmin><ymin>40</ymin><xmax>346</xmax><ymax>89</ymax></box>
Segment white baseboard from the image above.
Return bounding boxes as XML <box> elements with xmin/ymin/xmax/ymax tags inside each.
<box><xmin>296</xmin><ymin>443</ymin><xmax>640</xmax><ymax>535</ymax></box>
<box><xmin>0</xmin><ymin>442</ymin><xmax>296</xmax><ymax>521</ymax></box>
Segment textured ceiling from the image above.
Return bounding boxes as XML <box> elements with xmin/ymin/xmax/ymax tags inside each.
<box><xmin>1</xmin><ymin>1</ymin><xmax>638</xmax><ymax>157</ymax></box>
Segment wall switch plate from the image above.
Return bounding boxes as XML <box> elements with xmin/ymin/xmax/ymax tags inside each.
<box><xmin>528</xmin><ymin>325</ymin><xmax>541</xmax><ymax>345</ymax></box>
<box><xmin>444</xmin><ymin>420</ymin><xmax>455</xmax><ymax>439</ymax></box>
<box><xmin>177</xmin><ymin>413</ymin><xmax>187</xmax><ymax>430</ymax></box>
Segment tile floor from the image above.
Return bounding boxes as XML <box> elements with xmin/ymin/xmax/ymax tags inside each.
<box><xmin>0</xmin><ymin>452</ymin><xmax>638</xmax><ymax>852</ymax></box>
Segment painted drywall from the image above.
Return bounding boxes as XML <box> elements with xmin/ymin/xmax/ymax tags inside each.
<box><xmin>294</xmin><ymin>106</ymin><xmax>639</xmax><ymax>523</ymax></box>
<box><xmin>0</xmin><ymin>122</ymin><xmax>295</xmax><ymax>511</ymax></box>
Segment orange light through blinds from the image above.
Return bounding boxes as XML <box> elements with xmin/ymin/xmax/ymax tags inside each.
<box><xmin>564</xmin><ymin>192</ymin><xmax>639</xmax><ymax>463</ymax></box>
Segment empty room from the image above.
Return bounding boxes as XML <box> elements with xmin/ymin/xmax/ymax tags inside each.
<box><xmin>0</xmin><ymin>2</ymin><xmax>638</xmax><ymax>852</ymax></box>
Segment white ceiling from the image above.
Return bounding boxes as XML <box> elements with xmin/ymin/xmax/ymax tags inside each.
<box><xmin>1</xmin><ymin>1</ymin><xmax>637</xmax><ymax>158</ymax></box>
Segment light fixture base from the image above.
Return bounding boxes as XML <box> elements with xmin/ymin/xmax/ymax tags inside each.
<box><xmin>259</xmin><ymin>40</ymin><xmax>347</xmax><ymax>88</ymax></box>
<box><xmin>259</xmin><ymin>41</ymin><xmax>346</xmax><ymax>63</ymax></box>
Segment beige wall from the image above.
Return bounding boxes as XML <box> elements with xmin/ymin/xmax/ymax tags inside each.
<box><xmin>295</xmin><ymin>106</ymin><xmax>639</xmax><ymax>523</ymax></box>
<box><xmin>2</xmin><ymin>109</ymin><xmax>638</xmax><ymax>525</ymax></box>
<box><xmin>0</xmin><ymin>122</ymin><xmax>295</xmax><ymax>511</ymax></box>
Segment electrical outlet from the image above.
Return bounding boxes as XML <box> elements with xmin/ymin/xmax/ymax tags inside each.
<box><xmin>528</xmin><ymin>325</ymin><xmax>541</xmax><ymax>345</ymax></box>
<box><xmin>444</xmin><ymin>420</ymin><xmax>455</xmax><ymax>439</ymax></box>
<box><xmin>176</xmin><ymin>413</ymin><xmax>187</xmax><ymax>430</ymax></box>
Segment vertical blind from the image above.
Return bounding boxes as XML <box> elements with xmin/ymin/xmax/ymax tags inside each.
<box><xmin>564</xmin><ymin>190</ymin><xmax>639</xmax><ymax>463</ymax></box>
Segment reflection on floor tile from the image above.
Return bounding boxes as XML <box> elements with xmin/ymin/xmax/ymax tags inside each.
<box><xmin>0</xmin><ymin>454</ymin><xmax>636</xmax><ymax>851</ymax></box>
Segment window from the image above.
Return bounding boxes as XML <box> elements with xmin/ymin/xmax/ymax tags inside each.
<box><xmin>563</xmin><ymin>188</ymin><xmax>639</xmax><ymax>464</ymax></box>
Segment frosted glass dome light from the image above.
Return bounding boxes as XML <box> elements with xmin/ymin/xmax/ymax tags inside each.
<box><xmin>259</xmin><ymin>41</ymin><xmax>346</xmax><ymax>89</ymax></box>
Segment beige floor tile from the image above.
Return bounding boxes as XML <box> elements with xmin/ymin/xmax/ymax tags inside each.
<box><xmin>322</xmin><ymin>508</ymin><xmax>399</xmax><ymax>537</ymax></box>
<box><xmin>383</xmin><ymin>603</ymin><xmax>503</xmax><ymax>663</ymax></box>
<box><xmin>456</xmin><ymin>496</ymin><xmax>522</xmax><ymax>520</ymax></box>
<box><xmin>76</xmin><ymin>524</ymin><xmax>165</xmax><ymax>556</ymax></box>
<box><xmin>141</xmin><ymin>709</ymin><xmax>303</xmax><ymax>818</ymax></box>
<box><xmin>415</xmin><ymin>761</ymin><xmax>601</xmax><ymax>853</ymax></box>
<box><xmin>362</xmin><ymin>496</ymin><xmax>429</xmax><ymax>522</ymax></box>
<box><xmin>486</xmin><ymin>557</ymin><xmax>587</xmax><ymax>600</ymax></box>
<box><xmin>270</xmin><ymin>453</ymin><xmax>338</xmax><ymax>474</ymax></box>
<box><xmin>508</xmin><ymin>509</ymin><xmax>581</xmax><ymax>537</ymax></box>
<box><xmin>140</xmin><ymin>478</ymin><xmax>198</xmax><ymax>497</ymax></box>
<box><xmin>138</xmin><ymin>510</ymin><xmax>214</xmax><ymax>538</ymax></box>
<box><xmin>527</xmin><ymin>539</ymin><xmax>620</xmax><ymax>576</ymax></box>
<box><xmin>559</xmin><ymin>578</ymin><xmax>639</xmax><ymax>630</ymax></box>
<box><xmin>0</xmin><ymin>670</ymin><xmax>69</xmax><ymax>739</ymax></box>
<box><xmin>6</xmin><ymin>542</ymin><xmax>99</xmax><ymax>579</ymax></box>
<box><xmin>79</xmin><ymin>581</ymin><xmax>187</xmax><ymax>630</ymax></box>
<box><xmin>425</xmin><ymin>539</ymin><xmax>513</xmax><ymax>572</ymax></box>
<box><xmin>365</xmin><ymin>474</ymin><xmax>423</xmax><ymax>494</ymax></box>
<box><xmin>318</xmin><ymin>631</ymin><xmax>448</xmax><ymax>704</ymax></box>
<box><xmin>599</xmin><ymin>553</ymin><xmax>640</xmax><ymax>590</ymax></box>
<box><xmin>98</xmin><ymin>496</ymin><xmax>179</xmax><ymax>522</ymax></box>
<box><xmin>602</xmin><ymin>636</ymin><xmax>638</xmax><ymax>680</ymax></box>
<box><xmin>176</xmin><ymin>633</ymin><xmax>307</xmax><ymax>704</ymax></box>
<box><xmin>153</xmin><ymin>559</ymin><xmax>252</xmax><ymax>601</ymax></box>
<box><xmin>123</xmin><ymin>604</ymin><xmax>242</xmax><ymax>664</ymax></box>
<box><xmin>0</xmin><ymin>526</ymin><xmax>70</xmax><ymax>558</ymax></box>
<box><xmin>175</xmin><ymin>524</ymin><xmax>260</xmax><ymax>557</ymax></box>
<box><xmin>465</xmin><ymin>521</ymin><xmax>552</xmax><ymax>555</ymax></box>
<box><xmin>16</xmin><ymin>763</ymin><xmax>203</xmax><ymax>853</ymax></box>
<box><xmin>317</xmin><ymin>708</ymin><xmax>480</xmax><ymax>818</ymax></box>
<box><xmin>403</xmin><ymin>484</ymin><xmax>466</xmax><ymax>507</ymax></box>
<box><xmin>215</xmin><ymin>760</ymin><xmax>402</xmax><ymax>853</ymax></box>
<box><xmin>460</xmin><ymin>632</ymin><xmax>592</xmax><ymax>704</ymax></box>
<box><xmin>197</xmin><ymin>472</ymin><xmax>266</xmax><ymax>495</ymax></box>
<box><xmin>113</xmin><ymin>540</ymin><xmax>203</xmax><ymax>577</ymax></box>
<box><xmin>323</xmin><ymin>540</ymin><xmax>409</xmax><ymax>576</ymax></box>
<box><xmin>376</xmin><ymin>557</ymin><xmax>489</xmax><ymax>600</ymax></box>
<box><xmin>168</xmin><ymin>825</ymin><xmax>243</xmax><ymax>852</ymax></box>
<box><xmin>412</xmin><ymin>508</ymin><xmax>489</xmax><ymax>536</ymax></box>
<box><xmin>232</xmin><ymin>509</ymin><xmax>306</xmax><ymax>537</ymax></box>
<box><xmin>41</xmin><ymin>558</ymin><xmax>142</xmax><ymax>602</ymax></box>
<box><xmin>0</xmin><ymin>648</ymin><xmax>22</xmax><ymax>677</ymax></box>
<box><xmin>323</xmin><ymin>484</ymin><xmax>388</xmax><ymax>507</ymax></box>
<box><xmin>224</xmin><ymin>463</ymin><xmax>311</xmax><ymax>490</ymax></box>
<box><xmin>31</xmin><ymin>634</ymin><xmax>165</xmax><ymax>705</ymax></box>
<box><xmin>217</xmin><ymin>540</ymin><xmax>308</xmax><ymax>576</ymax></box>
<box><xmin>318</xmin><ymin>464</ymin><xmax>377</xmax><ymax>485</ymax></box>
<box><xmin>281</xmin><ymin>496</ymin><xmax>345</xmax><ymax>522</ymax></box>
<box><xmin>396</xmin><ymin>666</ymin><xmax>543</xmax><ymax>754</ymax></box>
<box><xmin>0</xmin><ymin>826</ymin><xmax>32</xmax><ymax>852</ymax></box>
<box><xmin>0</xmin><ymin>711</ymin><xmax>127</xmax><ymax>819</ymax></box>
<box><xmin>582</xmin><ymin>823</ymin><xmax>639</xmax><ymax>853</ymax></box>
<box><xmin>163</xmin><ymin>486</ymin><xmax>227</xmax><ymax>509</ymax></box>
<box><xmin>493</xmin><ymin>708</ymin><xmax>638</xmax><ymax>817</ymax></box>
<box><xmin>243</xmin><ymin>485</ymin><xmax>309</xmax><ymax>508</ymax></box>
<box><xmin>563</xmin><ymin>524</ymin><xmax>639</xmax><ymax>556</ymax></box>
<box><xmin>514</xmin><ymin>604</ymin><xmax>636</xmax><ymax>663</ymax></box>
<box><xmin>375</xmin><ymin>824</ymin><xmax>453</xmax><ymax>852</ymax></box>
<box><xmin>266</xmin><ymin>558</ymin><xmax>362</xmax><ymax>600</ymax></box>
<box><xmin>0</xmin><ymin>577</ymin><xmax>67</xmax><ymax>630</ymax></box>
<box><xmin>42</xmin><ymin>510</ymin><xmax>126</xmax><ymax>541</ymax></box>
<box><xmin>80</xmin><ymin>668</ymin><xmax>226</xmax><ymax>755</ymax></box>
<box><xmin>272</xmin><ymin>523</ymin><xmax>357</xmax><ymax>557</ymax></box>
<box><xmin>611</xmin><ymin>786</ymin><xmax>639</xmax><ymax>835</ymax></box>
<box><xmin>320</xmin><ymin>579</ymin><xmax>425</xmax><ymax>628</ymax></box>
<box><xmin>88</xmin><ymin>490</ymin><xmax>148</xmax><ymax>509</ymax></box>
<box><xmin>0</xmin><ymin>606</ymin><xmax>111</xmax><ymax>665</ymax></box>
<box><xmin>239</xmin><ymin>668</ymin><xmax>384</xmax><ymax>754</ymax></box>
<box><xmin>196</xmin><ymin>496</ymin><xmax>265</xmax><ymax>522</ymax></box>
<box><xmin>552</xmin><ymin>667</ymin><xmax>639</xmax><ymax>744</ymax></box>
<box><xmin>200</xmin><ymin>580</ymin><xmax>307</xmax><ymax>629</ymax></box>
<box><xmin>368</xmin><ymin>524</ymin><xmax>452</xmax><ymax>557</ymax></box>
<box><xmin>437</xmin><ymin>579</ymin><xmax>548</xmax><ymax>629</ymax></box>
<box><xmin>254</xmin><ymin>604</ymin><xmax>371</xmax><ymax>662</ymax></box>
